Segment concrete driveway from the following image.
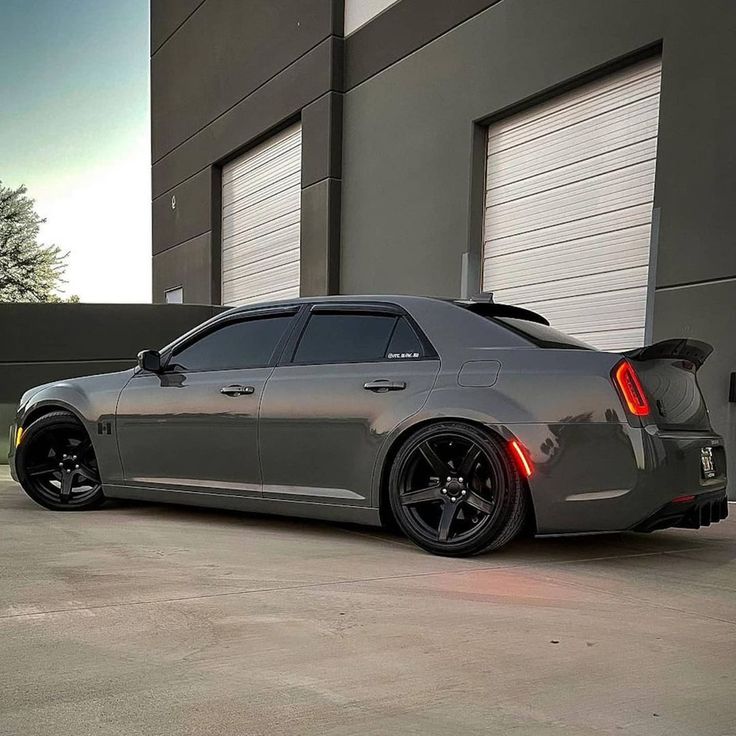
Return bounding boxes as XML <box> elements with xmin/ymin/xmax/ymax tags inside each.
<box><xmin>1</xmin><ymin>470</ymin><xmax>734</xmax><ymax>736</ymax></box>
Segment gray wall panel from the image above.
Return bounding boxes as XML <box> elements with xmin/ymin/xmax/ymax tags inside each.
<box><xmin>340</xmin><ymin>0</ymin><xmax>736</xmax><ymax>297</ymax></box>
<box><xmin>652</xmin><ymin>8</ymin><xmax>736</xmax><ymax>287</ymax></box>
<box><xmin>151</xmin><ymin>1</ymin><xmax>344</xmax><ymax>306</ymax></box>
<box><xmin>151</xmin><ymin>0</ymin><xmax>334</xmax><ymax>161</ymax></box>
<box><xmin>152</xmin><ymin>233</ymin><xmax>213</xmax><ymax>304</ymax></box>
<box><xmin>152</xmin><ymin>38</ymin><xmax>337</xmax><ymax>199</ymax></box>
<box><xmin>653</xmin><ymin>281</ymin><xmax>736</xmax><ymax>498</ymax></box>
<box><xmin>0</xmin><ymin>304</ymin><xmax>222</xmax><ymax>364</ymax></box>
<box><xmin>345</xmin><ymin>0</ymin><xmax>500</xmax><ymax>89</ymax></box>
<box><xmin>301</xmin><ymin>92</ymin><xmax>343</xmax><ymax>187</ymax></box>
<box><xmin>300</xmin><ymin>178</ymin><xmax>341</xmax><ymax>296</ymax></box>
<box><xmin>150</xmin><ymin>0</ymin><xmax>204</xmax><ymax>54</ymax></box>
<box><xmin>152</xmin><ymin>168</ymin><xmax>212</xmax><ymax>256</ymax></box>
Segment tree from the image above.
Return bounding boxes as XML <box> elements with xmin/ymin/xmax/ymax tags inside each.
<box><xmin>0</xmin><ymin>181</ymin><xmax>75</xmax><ymax>302</ymax></box>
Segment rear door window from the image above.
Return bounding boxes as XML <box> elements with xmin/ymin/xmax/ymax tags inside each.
<box><xmin>293</xmin><ymin>313</ymin><xmax>397</xmax><ymax>364</ymax></box>
<box><xmin>386</xmin><ymin>317</ymin><xmax>424</xmax><ymax>359</ymax></box>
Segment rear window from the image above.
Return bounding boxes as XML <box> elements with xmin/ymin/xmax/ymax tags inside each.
<box><xmin>495</xmin><ymin>317</ymin><xmax>594</xmax><ymax>350</ymax></box>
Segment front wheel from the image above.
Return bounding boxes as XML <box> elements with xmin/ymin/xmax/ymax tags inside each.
<box><xmin>388</xmin><ymin>422</ymin><xmax>527</xmax><ymax>556</ymax></box>
<box><xmin>15</xmin><ymin>411</ymin><xmax>105</xmax><ymax>511</ymax></box>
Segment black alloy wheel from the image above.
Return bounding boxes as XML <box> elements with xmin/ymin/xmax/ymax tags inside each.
<box><xmin>16</xmin><ymin>411</ymin><xmax>105</xmax><ymax>511</ymax></box>
<box><xmin>388</xmin><ymin>422</ymin><xmax>527</xmax><ymax>556</ymax></box>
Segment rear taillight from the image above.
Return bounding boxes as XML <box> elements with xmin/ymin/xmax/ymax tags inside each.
<box><xmin>612</xmin><ymin>359</ymin><xmax>650</xmax><ymax>417</ymax></box>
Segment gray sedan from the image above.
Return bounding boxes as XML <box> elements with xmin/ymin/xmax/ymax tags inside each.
<box><xmin>8</xmin><ymin>296</ymin><xmax>728</xmax><ymax>556</ymax></box>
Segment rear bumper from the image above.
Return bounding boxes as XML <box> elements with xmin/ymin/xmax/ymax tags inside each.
<box><xmin>513</xmin><ymin>422</ymin><xmax>728</xmax><ymax>534</ymax></box>
<box><xmin>634</xmin><ymin>489</ymin><xmax>729</xmax><ymax>532</ymax></box>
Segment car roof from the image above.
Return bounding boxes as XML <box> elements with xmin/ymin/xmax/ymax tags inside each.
<box><xmin>161</xmin><ymin>295</ymin><xmax>547</xmax><ymax>357</ymax></box>
<box><xmin>223</xmin><ymin>294</ymin><xmax>548</xmax><ymax>324</ymax></box>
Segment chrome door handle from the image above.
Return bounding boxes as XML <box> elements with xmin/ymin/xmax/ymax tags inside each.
<box><xmin>220</xmin><ymin>384</ymin><xmax>255</xmax><ymax>397</ymax></box>
<box><xmin>363</xmin><ymin>379</ymin><xmax>406</xmax><ymax>393</ymax></box>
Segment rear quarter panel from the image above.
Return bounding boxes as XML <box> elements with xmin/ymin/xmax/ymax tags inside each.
<box><xmin>373</xmin><ymin>340</ymin><xmax>642</xmax><ymax>533</ymax></box>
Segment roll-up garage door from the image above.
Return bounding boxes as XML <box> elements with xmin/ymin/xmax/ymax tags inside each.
<box><xmin>482</xmin><ymin>57</ymin><xmax>662</xmax><ymax>350</ymax></box>
<box><xmin>221</xmin><ymin>123</ymin><xmax>301</xmax><ymax>305</ymax></box>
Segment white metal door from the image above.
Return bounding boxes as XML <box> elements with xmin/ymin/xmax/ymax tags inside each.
<box><xmin>482</xmin><ymin>57</ymin><xmax>662</xmax><ymax>350</ymax></box>
<box><xmin>221</xmin><ymin>123</ymin><xmax>301</xmax><ymax>305</ymax></box>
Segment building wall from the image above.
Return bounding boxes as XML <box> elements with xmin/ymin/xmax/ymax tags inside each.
<box><xmin>150</xmin><ymin>0</ymin><xmax>736</xmax><ymax>489</ymax></box>
<box><xmin>0</xmin><ymin>304</ymin><xmax>225</xmax><ymax>462</ymax></box>
<box><xmin>339</xmin><ymin>0</ymin><xmax>736</xmax><ymax>488</ymax></box>
<box><xmin>150</xmin><ymin>0</ymin><xmax>344</xmax><ymax>304</ymax></box>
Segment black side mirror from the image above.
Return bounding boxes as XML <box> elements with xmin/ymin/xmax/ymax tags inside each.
<box><xmin>137</xmin><ymin>349</ymin><xmax>161</xmax><ymax>373</ymax></box>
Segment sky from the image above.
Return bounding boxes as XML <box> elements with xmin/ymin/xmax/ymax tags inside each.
<box><xmin>0</xmin><ymin>0</ymin><xmax>151</xmax><ymax>303</ymax></box>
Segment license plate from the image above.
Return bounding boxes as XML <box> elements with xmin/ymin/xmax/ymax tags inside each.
<box><xmin>701</xmin><ymin>446</ymin><xmax>716</xmax><ymax>479</ymax></box>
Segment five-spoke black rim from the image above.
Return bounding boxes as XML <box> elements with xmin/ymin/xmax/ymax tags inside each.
<box><xmin>397</xmin><ymin>433</ymin><xmax>505</xmax><ymax>545</ymax></box>
<box><xmin>22</xmin><ymin>425</ymin><xmax>101</xmax><ymax>506</ymax></box>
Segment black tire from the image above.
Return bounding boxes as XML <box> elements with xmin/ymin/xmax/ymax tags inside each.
<box><xmin>15</xmin><ymin>411</ymin><xmax>105</xmax><ymax>511</ymax></box>
<box><xmin>388</xmin><ymin>422</ymin><xmax>527</xmax><ymax>556</ymax></box>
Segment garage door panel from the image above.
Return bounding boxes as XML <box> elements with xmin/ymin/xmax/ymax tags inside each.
<box><xmin>484</xmin><ymin>225</ymin><xmax>651</xmax><ymax>290</ymax></box>
<box><xmin>222</xmin><ymin>184</ymin><xmax>300</xmax><ymax>241</ymax></box>
<box><xmin>223</xmin><ymin>261</ymin><xmax>300</xmax><ymax>305</ymax></box>
<box><xmin>223</xmin><ymin>157</ymin><xmax>301</xmax><ymax>209</ymax></box>
<box><xmin>485</xmin><ymin>204</ymin><xmax>653</xmax><ymax>258</ymax></box>
<box><xmin>221</xmin><ymin>127</ymin><xmax>301</xmax><ymax>185</ymax></box>
<box><xmin>502</xmin><ymin>286</ymin><xmax>648</xmax><ymax>336</ymax></box>
<box><xmin>223</xmin><ymin>210</ymin><xmax>300</xmax><ymax>250</ymax></box>
<box><xmin>488</xmin><ymin>58</ymin><xmax>661</xmax><ymax>152</ymax></box>
<box><xmin>484</xmin><ymin>160</ymin><xmax>656</xmax><ymax>239</ymax></box>
<box><xmin>222</xmin><ymin>223</ymin><xmax>300</xmax><ymax>269</ymax></box>
<box><xmin>489</xmin><ymin>265</ymin><xmax>649</xmax><ymax>305</ymax></box>
<box><xmin>223</xmin><ymin>173</ymin><xmax>302</xmax><ymax>219</ymax></box>
<box><xmin>222</xmin><ymin>122</ymin><xmax>301</xmax><ymax>306</ymax></box>
<box><xmin>222</xmin><ymin>247</ymin><xmax>299</xmax><ymax>283</ymax></box>
<box><xmin>488</xmin><ymin>137</ymin><xmax>657</xmax><ymax>207</ymax></box>
<box><xmin>488</xmin><ymin>95</ymin><xmax>660</xmax><ymax>183</ymax></box>
<box><xmin>483</xmin><ymin>58</ymin><xmax>661</xmax><ymax>350</ymax></box>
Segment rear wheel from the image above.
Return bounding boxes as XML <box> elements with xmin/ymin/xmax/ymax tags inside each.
<box><xmin>16</xmin><ymin>411</ymin><xmax>104</xmax><ymax>511</ymax></box>
<box><xmin>388</xmin><ymin>422</ymin><xmax>526</xmax><ymax>556</ymax></box>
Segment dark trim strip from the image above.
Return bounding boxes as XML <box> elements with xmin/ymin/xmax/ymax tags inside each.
<box><xmin>152</xmin><ymin>229</ymin><xmax>211</xmax><ymax>257</ymax></box>
<box><xmin>656</xmin><ymin>275</ymin><xmax>736</xmax><ymax>291</ymax></box>
<box><xmin>151</xmin><ymin>0</ymin><xmax>207</xmax><ymax>56</ymax></box>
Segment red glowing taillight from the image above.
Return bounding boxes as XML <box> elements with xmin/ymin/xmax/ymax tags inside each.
<box><xmin>509</xmin><ymin>439</ymin><xmax>533</xmax><ymax>478</ymax></box>
<box><xmin>612</xmin><ymin>359</ymin><xmax>650</xmax><ymax>417</ymax></box>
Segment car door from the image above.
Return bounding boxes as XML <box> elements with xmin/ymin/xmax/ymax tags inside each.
<box><xmin>258</xmin><ymin>304</ymin><xmax>440</xmax><ymax>506</ymax></box>
<box><xmin>116</xmin><ymin>307</ymin><xmax>298</xmax><ymax>495</ymax></box>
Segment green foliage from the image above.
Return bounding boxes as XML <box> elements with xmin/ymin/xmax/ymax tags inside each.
<box><xmin>0</xmin><ymin>181</ymin><xmax>77</xmax><ymax>302</ymax></box>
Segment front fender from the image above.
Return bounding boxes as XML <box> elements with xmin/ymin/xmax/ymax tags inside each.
<box><xmin>12</xmin><ymin>370</ymin><xmax>135</xmax><ymax>485</ymax></box>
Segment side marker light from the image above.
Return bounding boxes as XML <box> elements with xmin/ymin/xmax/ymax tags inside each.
<box><xmin>509</xmin><ymin>439</ymin><xmax>533</xmax><ymax>478</ymax></box>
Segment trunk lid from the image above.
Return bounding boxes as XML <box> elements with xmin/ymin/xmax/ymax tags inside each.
<box><xmin>623</xmin><ymin>339</ymin><xmax>713</xmax><ymax>431</ymax></box>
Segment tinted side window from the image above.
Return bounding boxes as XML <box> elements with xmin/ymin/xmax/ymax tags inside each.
<box><xmin>171</xmin><ymin>315</ymin><xmax>293</xmax><ymax>371</ymax></box>
<box><xmin>293</xmin><ymin>313</ymin><xmax>397</xmax><ymax>364</ymax></box>
<box><xmin>386</xmin><ymin>317</ymin><xmax>423</xmax><ymax>359</ymax></box>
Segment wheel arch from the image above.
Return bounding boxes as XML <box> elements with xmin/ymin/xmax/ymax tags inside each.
<box><xmin>376</xmin><ymin>416</ymin><xmax>537</xmax><ymax>533</ymax></box>
<box><xmin>22</xmin><ymin>401</ymin><xmax>85</xmax><ymax>429</ymax></box>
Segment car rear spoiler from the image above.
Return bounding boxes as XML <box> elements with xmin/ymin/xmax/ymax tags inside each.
<box><xmin>623</xmin><ymin>338</ymin><xmax>713</xmax><ymax>369</ymax></box>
